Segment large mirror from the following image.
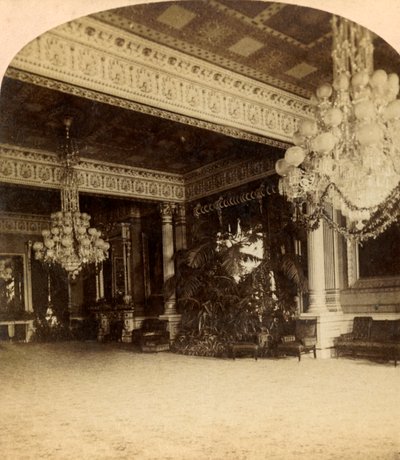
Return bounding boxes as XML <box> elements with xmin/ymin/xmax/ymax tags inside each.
<box><xmin>347</xmin><ymin>224</ymin><xmax>400</xmax><ymax>288</ymax></box>
<box><xmin>358</xmin><ymin>225</ymin><xmax>400</xmax><ymax>278</ymax></box>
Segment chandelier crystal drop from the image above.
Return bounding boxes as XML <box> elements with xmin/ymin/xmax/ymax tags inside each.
<box><xmin>33</xmin><ymin>117</ymin><xmax>110</xmax><ymax>279</ymax></box>
<box><xmin>275</xmin><ymin>16</ymin><xmax>400</xmax><ymax>240</ymax></box>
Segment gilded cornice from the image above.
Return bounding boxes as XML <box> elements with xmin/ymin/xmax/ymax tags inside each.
<box><xmin>8</xmin><ymin>16</ymin><xmax>312</xmax><ymax>144</ymax></box>
<box><xmin>0</xmin><ymin>144</ymin><xmax>185</xmax><ymax>202</ymax></box>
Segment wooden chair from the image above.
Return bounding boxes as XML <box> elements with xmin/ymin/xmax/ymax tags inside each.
<box><xmin>276</xmin><ymin>319</ymin><xmax>317</xmax><ymax>361</ymax></box>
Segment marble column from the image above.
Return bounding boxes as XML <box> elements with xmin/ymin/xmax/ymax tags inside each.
<box><xmin>160</xmin><ymin>203</ymin><xmax>176</xmax><ymax>315</ymax></box>
<box><xmin>302</xmin><ymin>211</ymin><xmax>344</xmax><ymax>358</ymax></box>
<box><xmin>159</xmin><ymin>202</ymin><xmax>181</xmax><ymax>340</ymax></box>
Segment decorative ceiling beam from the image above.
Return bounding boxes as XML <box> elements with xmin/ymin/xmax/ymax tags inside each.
<box><xmin>7</xmin><ymin>16</ymin><xmax>312</xmax><ymax>145</ymax></box>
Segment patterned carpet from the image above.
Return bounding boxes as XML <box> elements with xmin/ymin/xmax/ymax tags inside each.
<box><xmin>1</xmin><ymin>341</ymin><xmax>399</xmax><ymax>459</ymax></box>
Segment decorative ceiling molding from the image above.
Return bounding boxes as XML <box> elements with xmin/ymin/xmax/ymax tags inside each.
<box><xmin>95</xmin><ymin>4</ymin><xmax>315</xmax><ymax>98</ymax></box>
<box><xmin>0</xmin><ymin>144</ymin><xmax>185</xmax><ymax>202</ymax></box>
<box><xmin>0</xmin><ymin>212</ymin><xmax>50</xmax><ymax>235</ymax></box>
<box><xmin>184</xmin><ymin>155</ymin><xmax>276</xmax><ymax>202</ymax></box>
<box><xmin>5</xmin><ymin>68</ymin><xmax>289</xmax><ymax>151</ymax></box>
<box><xmin>0</xmin><ymin>144</ymin><xmax>275</xmax><ymax>202</ymax></box>
<box><xmin>8</xmin><ymin>16</ymin><xmax>312</xmax><ymax>144</ymax></box>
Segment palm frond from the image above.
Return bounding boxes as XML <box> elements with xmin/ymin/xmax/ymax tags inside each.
<box><xmin>186</xmin><ymin>241</ymin><xmax>215</xmax><ymax>269</ymax></box>
<box><xmin>280</xmin><ymin>254</ymin><xmax>308</xmax><ymax>292</ymax></box>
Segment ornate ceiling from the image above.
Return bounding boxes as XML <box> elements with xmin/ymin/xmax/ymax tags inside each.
<box><xmin>95</xmin><ymin>1</ymin><xmax>400</xmax><ymax>97</ymax></box>
<box><xmin>0</xmin><ymin>78</ymin><xmax>273</xmax><ymax>175</ymax></box>
<box><xmin>1</xmin><ymin>1</ymin><xmax>400</xmax><ymax>182</ymax></box>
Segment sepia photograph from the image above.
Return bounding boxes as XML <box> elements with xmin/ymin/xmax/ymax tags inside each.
<box><xmin>1</xmin><ymin>1</ymin><xmax>400</xmax><ymax>458</ymax></box>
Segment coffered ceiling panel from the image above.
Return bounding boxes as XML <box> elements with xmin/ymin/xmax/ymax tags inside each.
<box><xmin>94</xmin><ymin>1</ymin><xmax>400</xmax><ymax>98</ymax></box>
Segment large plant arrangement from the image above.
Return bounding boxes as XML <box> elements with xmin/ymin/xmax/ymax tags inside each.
<box><xmin>166</xmin><ymin>196</ymin><xmax>308</xmax><ymax>358</ymax></box>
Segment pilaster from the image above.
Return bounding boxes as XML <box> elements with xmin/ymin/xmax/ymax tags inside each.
<box><xmin>306</xmin><ymin>223</ymin><xmax>328</xmax><ymax>314</ymax></box>
<box><xmin>174</xmin><ymin>204</ymin><xmax>187</xmax><ymax>251</ymax></box>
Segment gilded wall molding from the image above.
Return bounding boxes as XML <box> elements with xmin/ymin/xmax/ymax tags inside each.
<box><xmin>0</xmin><ymin>144</ymin><xmax>185</xmax><ymax>202</ymax></box>
<box><xmin>8</xmin><ymin>16</ymin><xmax>312</xmax><ymax>144</ymax></box>
<box><xmin>0</xmin><ymin>212</ymin><xmax>50</xmax><ymax>235</ymax></box>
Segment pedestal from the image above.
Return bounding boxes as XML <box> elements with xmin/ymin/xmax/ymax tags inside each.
<box><xmin>301</xmin><ymin>311</ymin><xmax>344</xmax><ymax>358</ymax></box>
<box><xmin>121</xmin><ymin>309</ymin><xmax>134</xmax><ymax>343</ymax></box>
<box><xmin>159</xmin><ymin>313</ymin><xmax>182</xmax><ymax>341</ymax></box>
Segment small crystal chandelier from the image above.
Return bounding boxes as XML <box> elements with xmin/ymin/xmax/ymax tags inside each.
<box><xmin>275</xmin><ymin>15</ymin><xmax>400</xmax><ymax>240</ymax></box>
<box><xmin>33</xmin><ymin>116</ymin><xmax>110</xmax><ymax>278</ymax></box>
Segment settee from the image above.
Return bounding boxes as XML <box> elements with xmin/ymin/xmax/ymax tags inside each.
<box><xmin>334</xmin><ymin>316</ymin><xmax>400</xmax><ymax>366</ymax></box>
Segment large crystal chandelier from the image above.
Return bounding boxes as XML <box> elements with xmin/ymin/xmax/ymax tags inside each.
<box><xmin>275</xmin><ymin>15</ymin><xmax>400</xmax><ymax>240</ymax></box>
<box><xmin>33</xmin><ymin>117</ymin><xmax>110</xmax><ymax>278</ymax></box>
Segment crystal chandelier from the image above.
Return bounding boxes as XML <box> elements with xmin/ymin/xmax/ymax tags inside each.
<box><xmin>33</xmin><ymin>117</ymin><xmax>110</xmax><ymax>279</ymax></box>
<box><xmin>275</xmin><ymin>16</ymin><xmax>400</xmax><ymax>241</ymax></box>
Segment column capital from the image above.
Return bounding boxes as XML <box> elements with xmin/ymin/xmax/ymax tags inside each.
<box><xmin>160</xmin><ymin>202</ymin><xmax>176</xmax><ymax>221</ymax></box>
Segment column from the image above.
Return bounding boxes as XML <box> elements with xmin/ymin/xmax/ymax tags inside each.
<box><xmin>175</xmin><ymin>204</ymin><xmax>187</xmax><ymax>251</ymax></box>
<box><xmin>25</xmin><ymin>241</ymin><xmax>33</xmax><ymax>312</ymax></box>
<box><xmin>95</xmin><ymin>263</ymin><xmax>105</xmax><ymax>301</ymax></box>
<box><xmin>159</xmin><ymin>202</ymin><xmax>181</xmax><ymax>340</ymax></box>
<box><xmin>160</xmin><ymin>203</ymin><xmax>176</xmax><ymax>315</ymax></box>
<box><xmin>306</xmin><ymin>223</ymin><xmax>327</xmax><ymax>314</ymax></box>
<box><xmin>121</xmin><ymin>223</ymin><xmax>132</xmax><ymax>302</ymax></box>
<box><xmin>302</xmin><ymin>215</ymin><xmax>344</xmax><ymax>358</ymax></box>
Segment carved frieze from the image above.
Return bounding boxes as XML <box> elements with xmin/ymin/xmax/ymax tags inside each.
<box><xmin>0</xmin><ymin>144</ymin><xmax>185</xmax><ymax>202</ymax></box>
<box><xmin>8</xmin><ymin>16</ymin><xmax>312</xmax><ymax>144</ymax></box>
<box><xmin>0</xmin><ymin>212</ymin><xmax>50</xmax><ymax>235</ymax></box>
<box><xmin>184</xmin><ymin>156</ymin><xmax>276</xmax><ymax>201</ymax></box>
<box><xmin>0</xmin><ymin>144</ymin><xmax>279</xmax><ymax>202</ymax></box>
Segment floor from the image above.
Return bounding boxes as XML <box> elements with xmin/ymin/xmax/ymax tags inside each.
<box><xmin>1</xmin><ymin>341</ymin><xmax>399</xmax><ymax>460</ymax></box>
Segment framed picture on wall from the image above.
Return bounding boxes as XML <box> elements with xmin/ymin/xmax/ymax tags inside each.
<box><xmin>0</xmin><ymin>254</ymin><xmax>25</xmax><ymax>316</ymax></box>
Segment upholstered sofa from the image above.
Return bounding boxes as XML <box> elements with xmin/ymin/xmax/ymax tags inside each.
<box><xmin>334</xmin><ymin>316</ymin><xmax>400</xmax><ymax>366</ymax></box>
<box><xmin>139</xmin><ymin>318</ymin><xmax>170</xmax><ymax>352</ymax></box>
